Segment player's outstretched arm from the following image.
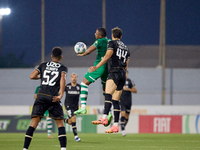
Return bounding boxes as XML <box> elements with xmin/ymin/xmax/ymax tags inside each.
<box><xmin>30</xmin><ymin>69</ymin><xmax>40</xmax><ymax>80</ymax></box>
<box><xmin>77</xmin><ymin>45</ymin><xmax>96</xmax><ymax>56</ymax></box>
<box><xmin>89</xmin><ymin>49</ymin><xmax>113</xmax><ymax>73</ymax></box>
<box><xmin>132</xmin><ymin>86</ymin><xmax>137</xmax><ymax>93</ymax></box>
<box><xmin>123</xmin><ymin>86</ymin><xmax>137</xmax><ymax>93</ymax></box>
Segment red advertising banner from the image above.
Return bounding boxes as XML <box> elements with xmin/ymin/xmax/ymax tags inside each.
<box><xmin>139</xmin><ymin>115</ymin><xmax>182</xmax><ymax>133</ymax></box>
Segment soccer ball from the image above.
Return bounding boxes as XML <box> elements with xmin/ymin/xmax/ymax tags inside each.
<box><xmin>74</xmin><ymin>42</ymin><xmax>87</xmax><ymax>54</ymax></box>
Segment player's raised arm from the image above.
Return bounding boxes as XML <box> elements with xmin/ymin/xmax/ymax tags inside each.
<box><xmin>123</xmin><ymin>86</ymin><xmax>137</xmax><ymax>93</ymax></box>
<box><xmin>77</xmin><ymin>45</ymin><xmax>96</xmax><ymax>56</ymax></box>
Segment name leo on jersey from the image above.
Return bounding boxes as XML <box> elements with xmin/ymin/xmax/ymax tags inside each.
<box><xmin>68</xmin><ymin>91</ymin><xmax>80</xmax><ymax>94</ymax></box>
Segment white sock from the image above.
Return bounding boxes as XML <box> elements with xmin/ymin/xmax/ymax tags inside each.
<box><xmin>81</xmin><ymin>104</ymin><xmax>86</xmax><ymax>109</ymax></box>
<box><xmin>61</xmin><ymin>148</ymin><xmax>66</xmax><ymax>150</ymax></box>
<box><xmin>75</xmin><ymin>135</ymin><xmax>78</xmax><ymax>139</ymax></box>
<box><xmin>102</xmin><ymin>115</ymin><xmax>107</xmax><ymax>119</ymax></box>
<box><xmin>113</xmin><ymin>123</ymin><xmax>118</xmax><ymax>126</ymax></box>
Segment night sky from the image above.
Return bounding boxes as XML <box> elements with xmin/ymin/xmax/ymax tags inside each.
<box><xmin>1</xmin><ymin>0</ymin><xmax>200</xmax><ymax>65</ymax></box>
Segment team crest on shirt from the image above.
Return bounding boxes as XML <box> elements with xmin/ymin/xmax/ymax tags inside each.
<box><xmin>125</xmin><ymin>81</ymin><xmax>129</xmax><ymax>88</ymax></box>
<box><xmin>76</xmin><ymin>86</ymin><xmax>80</xmax><ymax>90</ymax></box>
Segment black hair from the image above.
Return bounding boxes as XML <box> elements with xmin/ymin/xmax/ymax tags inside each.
<box><xmin>112</xmin><ymin>27</ymin><xmax>122</xmax><ymax>38</ymax></box>
<box><xmin>52</xmin><ymin>47</ymin><xmax>62</xmax><ymax>59</ymax></box>
<box><xmin>97</xmin><ymin>27</ymin><xmax>107</xmax><ymax>37</ymax></box>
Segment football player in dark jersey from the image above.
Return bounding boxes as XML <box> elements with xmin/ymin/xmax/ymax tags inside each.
<box><xmin>23</xmin><ymin>47</ymin><xmax>68</xmax><ymax>150</ymax></box>
<box><xmin>120</xmin><ymin>70</ymin><xmax>137</xmax><ymax>136</ymax></box>
<box><xmin>90</xmin><ymin>27</ymin><xmax>130</xmax><ymax>133</ymax></box>
<box><xmin>64</xmin><ymin>73</ymin><xmax>81</xmax><ymax>142</ymax></box>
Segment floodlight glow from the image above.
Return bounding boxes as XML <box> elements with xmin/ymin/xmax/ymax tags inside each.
<box><xmin>0</xmin><ymin>8</ymin><xmax>11</xmax><ymax>15</ymax></box>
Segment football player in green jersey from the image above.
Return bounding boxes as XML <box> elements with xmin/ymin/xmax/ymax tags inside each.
<box><xmin>74</xmin><ymin>27</ymin><xmax>113</xmax><ymax>126</ymax></box>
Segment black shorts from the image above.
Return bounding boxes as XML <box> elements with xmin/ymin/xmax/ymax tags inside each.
<box><xmin>65</xmin><ymin>105</ymin><xmax>78</xmax><ymax>119</ymax></box>
<box><xmin>31</xmin><ymin>94</ymin><xmax>64</xmax><ymax>120</ymax></box>
<box><xmin>107</xmin><ymin>68</ymin><xmax>126</xmax><ymax>90</ymax></box>
<box><xmin>120</xmin><ymin>100</ymin><xmax>132</xmax><ymax>114</ymax></box>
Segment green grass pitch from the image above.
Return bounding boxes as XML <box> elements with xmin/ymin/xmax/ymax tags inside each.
<box><xmin>0</xmin><ymin>133</ymin><xmax>200</xmax><ymax>150</ymax></box>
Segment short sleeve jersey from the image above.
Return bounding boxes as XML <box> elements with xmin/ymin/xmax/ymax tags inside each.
<box><xmin>93</xmin><ymin>37</ymin><xmax>110</xmax><ymax>64</ymax></box>
<box><xmin>64</xmin><ymin>83</ymin><xmax>81</xmax><ymax>108</ymax></box>
<box><xmin>36</xmin><ymin>61</ymin><xmax>68</xmax><ymax>96</ymax></box>
<box><xmin>107</xmin><ymin>40</ymin><xmax>130</xmax><ymax>70</ymax></box>
<box><xmin>120</xmin><ymin>78</ymin><xmax>135</xmax><ymax>102</ymax></box>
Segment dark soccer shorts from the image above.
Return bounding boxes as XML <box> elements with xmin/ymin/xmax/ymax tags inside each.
<box><xmin>107</xmin><ymin>68</ymin><xmax>126</xmax><ymax>90</ymax></box>
<box><xmin>65</xmin><ymin>105</ymin><xmax>78</xmax><ymax>119</ymax></box>
<box><xmin>31</xmin><ymin>94</ymin><xmax>64</xmax><ymax>119</ymax></box>
<box><xmin>120</xmin><ymin>100</ymin><xmax>132</xmax><ymax>114</ymax></box>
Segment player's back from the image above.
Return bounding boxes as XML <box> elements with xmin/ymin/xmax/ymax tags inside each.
<box><xmin>37</xmin><ymin>61</ymin><xmax>68</xmax><ymax>96</ymax></box>
<box><xmin>107</xmin><ymin>40</ymin><xmax>130</xmax><ymax>70</ymax></box>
